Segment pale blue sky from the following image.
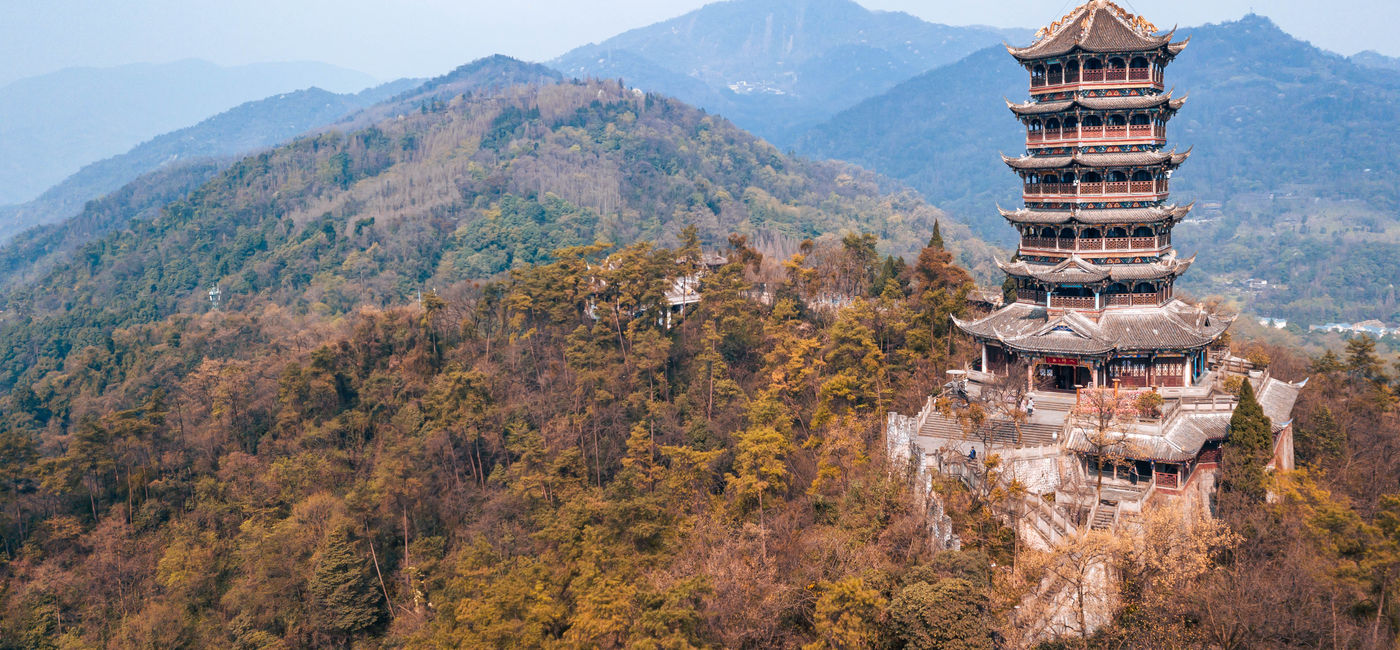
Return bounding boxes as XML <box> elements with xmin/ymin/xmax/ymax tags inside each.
<box><xmin>2</xmin><ymin>0</ymin><xmax>1395</xmax><ymax>85</ymax></box>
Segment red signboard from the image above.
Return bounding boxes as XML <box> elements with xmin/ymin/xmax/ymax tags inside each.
<box><xmin>1043</xmin><ymin>356</ymin><xmax>1080</xmax><ymax>366</ymax></box>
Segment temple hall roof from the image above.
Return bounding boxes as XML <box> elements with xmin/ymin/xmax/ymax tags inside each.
<box><xmin>1008</xmin><ymin>1</ymin><xmax>1187</xmax><ymax>62</ymax></box>
<box><xmin>1062</xmin><ymin>373</ymin><xmax>1305</xmax><ymax>461</ymax></box>
<box><xmin>952</xmin><ymin>297</ymin><xmax>1232</xmax><ymax>355</ymax></box>
<box><xmin>1003</xmin><ymin>148</ymin><xmax>1190</xmax><ymax>171</ymax></box>
<box><xmin>1008</xmin><ymin>91</ymin><xmax>1187</xmax><ymax>116</ymax></box>
<box><xmin>999</xmin><ymin>204</ymin><xmax>1193</xmax><ymax>225</ymax></box>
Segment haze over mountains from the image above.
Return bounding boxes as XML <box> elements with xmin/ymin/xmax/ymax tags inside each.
<box><xmin>0</xmin><ymin>80</ymin><xmax>418</xmax><ymax>244</ymax></box>
<box><xmin>0</xmin><ymin>59</ymin><xmax>376</xmax><ymax>206</ymax></box>
<box><xmin>551</xmin><ymin>0</ymin><xmax>1029</xmax><ymax>145</ymax></box>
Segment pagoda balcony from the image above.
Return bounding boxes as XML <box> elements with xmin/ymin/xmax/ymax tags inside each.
<box><xmin>1023</xmin><ymin>180</ymin><xmax>1168</xmax><ymax>198</ymax></box>
<box><xmin>1103</xmin><ymin>289</ymin><xmax>1169</xmax><ymax>306</ymax></box>
<box><xmin>1030</xmin><ymin>67</ymin><xmax>1163</xmax><ymax>93</ymax></box>
<box><xmin>1050</xmin><ymin>295</ymin><xmax>1096</xmax><ymax>309</ymax></box>
<box><xmin>1027</xmin><ymin>124</ymin><xmax>1166</xmax><ymax>146</ymax></box>
<box><xmin>1016</xmin><ymin>290</ymin><xmax>1168</xmax><ymax>308</ymax></box>
<box><xmin>1020</xmin><ymin>235</ymin><xmax>1169</xmax><ymax>253</ymax></box>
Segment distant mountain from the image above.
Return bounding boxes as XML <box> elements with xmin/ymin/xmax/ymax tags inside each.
<box><xmin>0</xmin><ymin>80</ymin><xmax>418</xmax><ymax>244</ymax></box>
<box><xmin>0</xmin><ymin>67</ymin><xmax>995</xmax><ymax>390</ymax></box>
<box><xmin>797</xmin><ymin>14</ymin><xmax>1400</xmax><ymax>323</ymax></box>
<box><xmin>551</xmin><ymin>0</ymin><xmax>1029</xmax><ymax>146</ymax></box>
<box><xmin>1351</xmin><ymin>50</ymin><xmax>1400</xmax><ymax>73</ymax></box>
<box><xmin>342</xmin><ymin>55</ymin><xmax>563</xmax><ymax>128</ymax></box>
<box><xmin>0</xmin><ymin>59</ymin><xmax>377</xmax><ymax>205</ymax></box>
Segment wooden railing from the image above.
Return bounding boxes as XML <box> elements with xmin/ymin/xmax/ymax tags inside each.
<box><xmin>1050</xmin><ymin>295</ymin><xmax>1095</xmax><ymax>309</ymax></box>
<box><xmin>1028</xmin><ymin>124</ymin><xmax>1166</xmax><ymax>144</ymax></box>
<box><xmin>1024</xmin><ymin>181</ymin><xmax>1168</xmax><ymax>197</ymax></box>
<box><xmin>1017</xmin><ymin>289</ymin><xmax>1047</xmax><ymax>303</ymax></box>
<box><xmin>1021</xmin><ymin>236</ymin><xmax>1169</xmax><ymax>252</ymax></box>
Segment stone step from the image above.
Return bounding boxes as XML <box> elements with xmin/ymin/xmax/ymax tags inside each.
<box><xmin>918</xmin><ymin>413</ymin><xmax>1063</xmax><ymax>448</ymax></box>
<box><xmin>1090</xmin><ymin>501</ymin><xmax>1118</xmax><ymax>530</ymax></box>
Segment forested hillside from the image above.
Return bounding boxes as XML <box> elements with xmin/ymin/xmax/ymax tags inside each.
<box><xmin>0</xmin><ymin>66</ymin><xmax>1001</xmax><ymax>643</ymax></box>
<box><xmin>551</xmin><ymin>0</ymin><xmax>1028</xmax><ymax>146</ymax></box>
<box><xmin>0</xmin><ymin>75</ymin><xmax>995</xmax><ymax>396</ymax></box>
<box><xmin>0</xmin><ymin>56</ymin><xmax>567</xmax><ymax>293</ymax></box>
<box><xmin>798</xmin><ymin>14</ymin><xmax>1400</xmax><ymax>324</ymax></box>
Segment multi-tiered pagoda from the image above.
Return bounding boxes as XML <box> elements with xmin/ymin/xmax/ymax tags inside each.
<box><xmin>954</xmin><ymin>0</ymin><xmax>1230</xmax><ymax>392</ymax></box>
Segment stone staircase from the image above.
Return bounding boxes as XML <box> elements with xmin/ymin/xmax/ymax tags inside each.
<box><xmin>1090</xmin><ymin>501</ymin><xmax>1118</xmax><ymax>530</ymax></box>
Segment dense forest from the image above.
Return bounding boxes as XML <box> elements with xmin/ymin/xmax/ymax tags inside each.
<box><xmin>4</xmin><ymin>215</ymin><xmax>1400</xmax><ymax>646</ymax></box>
<box><xmin>0</xmin><ymin>222</ymin><xmax>984</xmax><ymax>646</ymax></box>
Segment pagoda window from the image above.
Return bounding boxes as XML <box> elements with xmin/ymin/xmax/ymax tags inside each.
<box><xmin>1130</xmin><ymin>57</ymin><xmax>1150</xmax><ymax>70</ymax></box>
<box><xmin>1059</xmin><ymin>227</ymin><xmax>1075</xmax><ymax>240</ymax></box>
<box><xmin>1084</xmin><ymin>58</ymin><xmax>1103</xmax><ymax>70</ymax></box>
<box><xmin>1063</xmin><ymin>116</ymin><xmax>1078</xmax><ymax>130</ymax></box>
<box><xmin>1082</xmin><ymin>228</ymin><xmax>1102</xmax><ymax>239</ymax></box>
<box><xmin>1083</xmin><ymin>172</ymin><xmax>1103</xmax><ymax>183</ymax></box>
<box><xmin>1108</xmin><ymin>114</ymin><xmax>1127</xmax><ymax>126</ymax></box>
<box><xmin>1132</xmin><ymin>226</ymin><xmax>1154</xmax><ymax>237</ymax></box>
<box><xmin>1108</xmin><ymin>170</ymin><xmax>1128</xmax><ymax>182</ymax></box>
<box><xmin>1048</xmin><ymin>63</ymin><xmax>1063</xmax><ymax>85</ymax></box>
<box><xmin>1106</xmin><ymin>282</ymin><xmax>1128</xmax><ymax>294</ymax></box>
<box><xmin>1133</xmin><ymin>282</ymin><xmax>1156</xmax><ymax>294</ymax></box>
<box><xmin>1107</xmin><ymin>57</ymin><xmax>1126</xmax><ymax>69</ymax></box>
<box><xmin>1132</xmin><ymin>170</ymin><xmax>1152</xmax><ymax>181</ymax></box>
<box><xmin>1032</xmin><ymin>65</ymin><xmax>1046</xmax><ymax>86</ymax></box>
<box><xmin>1029</xmin><ymin>119</ymin><xmax>1042</xmax><ymax>132</ymax></box>
<box><xmin>1066</xmin><ymin>60</ymin><xmax>1080</xmax><ymax>83</ymax></box>
<box><xmin>1107</xmin><ymin>226</ymin><xmax>1128</xmax><ymax>238</ymax></box>
<box><xmin>1130</xmin><ymin>113</ymin><xmax>1151</xmax><ymax>126</ymax></box>
<box><xmin>1046</xmin><ymin>118</ymin><xmax>1061</xmax><ymax>131</ymax></box>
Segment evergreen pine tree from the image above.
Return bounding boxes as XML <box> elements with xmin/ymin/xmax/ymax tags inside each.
<box><xmin>1221</xmin><ymin>379</ymin><xmax>1274</xmax><ymax>505</ymax></box>
<box><xmin>928</xmin><ymin>220</ymin><xmax>944</xmax><ymax>250</ymax></box>
<box><xmin>309</xmin><ymin>526</ymin><xmax>384</xmax><ymax>643</ymax></box>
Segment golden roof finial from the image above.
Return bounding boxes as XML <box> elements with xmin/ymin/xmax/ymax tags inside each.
<box><xmin>1032</xmin><ymin>0</ymin><xmax>1158</xmax><ymax>43</ymax></box>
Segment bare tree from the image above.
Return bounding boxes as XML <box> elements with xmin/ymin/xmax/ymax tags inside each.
<box><xmin>1072</xmin><ymin>387</ymin><xmax>1142</xmax><ymax>505</ymax></box>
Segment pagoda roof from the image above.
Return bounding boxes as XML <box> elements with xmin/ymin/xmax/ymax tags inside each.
<box><xmin>1007</xmin><ymin>91</ymin><xmax>1187</xmax><ymax>116</ymax></box>
<box><xmin>952</xmin><ymin>298</ymin><xmax>1233</xmax><ymax>356</ymax></box>
<box><xmin>1002</xmin><ymin>148</ymin><xmax>1190</xmax><ymax>171</ymax></box>
<box><xmin>996</xmin><ymin>253</ymin><xmax>1193</xmax><ymax>284</ymax></box>
<box><xmin>999</xmin><ymin>203</ymin><xmax>1193</xmax><ymax>225</ymax></box>
<box><xmin>1008</xmin><ymin>1</ymin><xmax>1187</xmax><ymax>62</ymax></box>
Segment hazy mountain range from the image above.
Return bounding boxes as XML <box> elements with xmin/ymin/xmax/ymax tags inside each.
<box><xmin>0</xmin><ymin>81</ymin><xmax>418</xmax><ymax>244</ymax></box>
<box><xmin>551</xmin><ymin>0</ymin><xmax>1029</xmax><ymax>146</ymax></box>
<box><xmin>0</xmin><ymin>59</ymin><xmax>376</xmax><ymax>206</ymax></box>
